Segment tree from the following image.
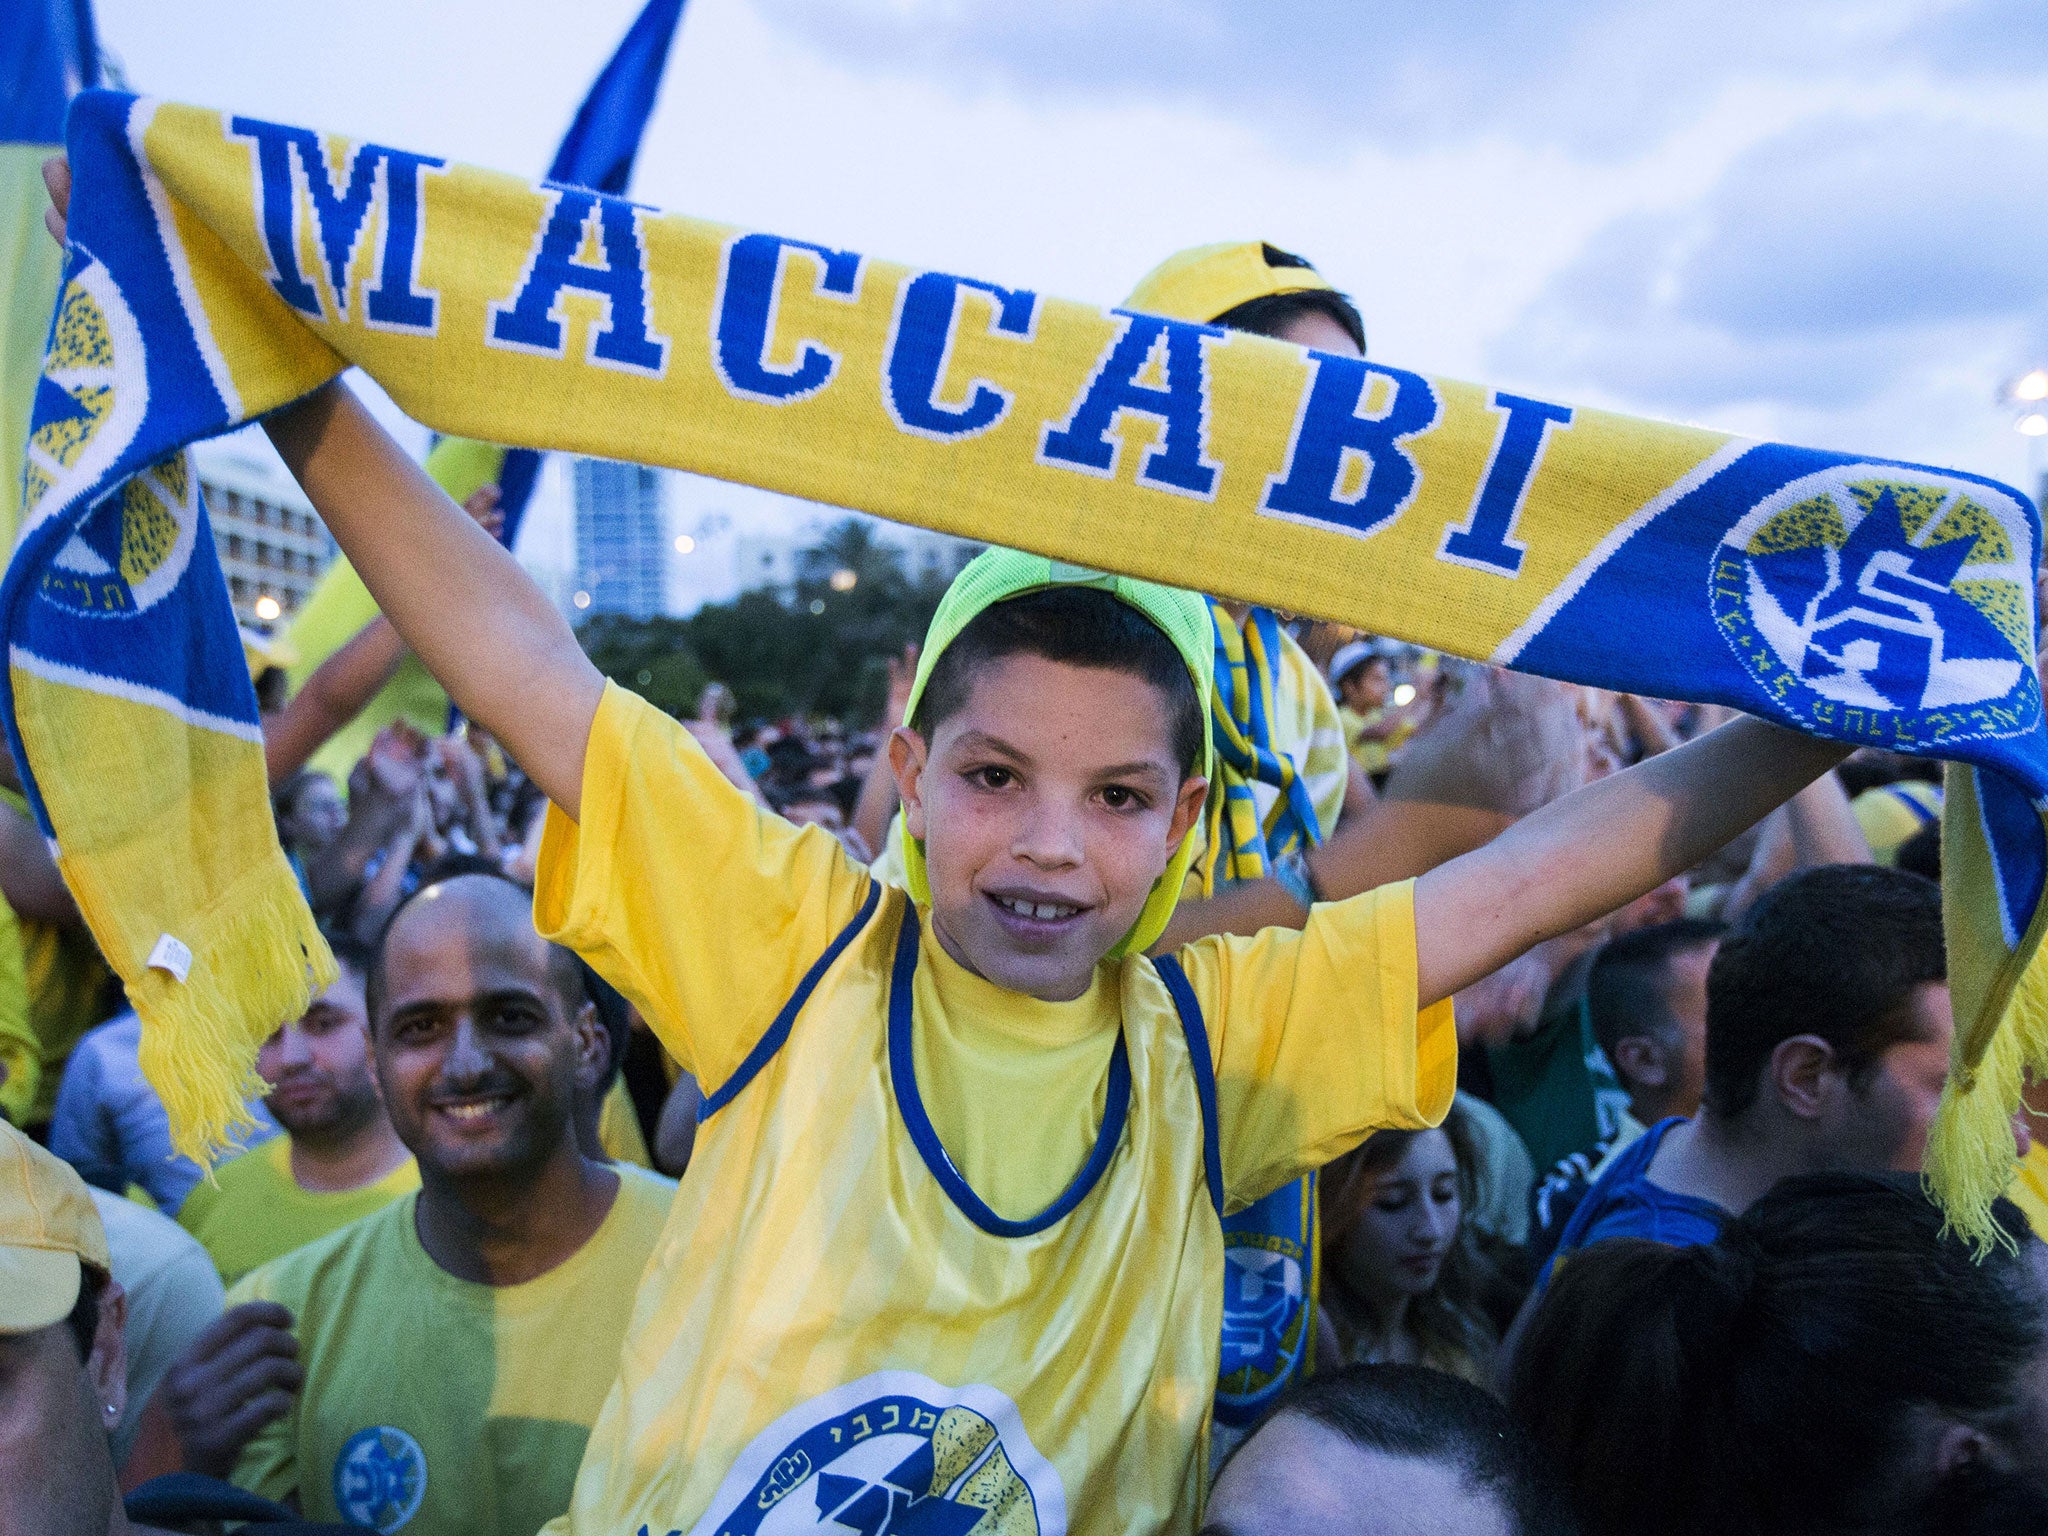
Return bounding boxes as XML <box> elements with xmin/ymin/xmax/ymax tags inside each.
<box><xmin>577</xmin><ymin>518</ymin><xmax>970</xmax><ymax>724</ymax></box>
<box><xmin>577</xmin><ymin>613</ymin><xmax>709</xmax><ymax>722</ymax></box>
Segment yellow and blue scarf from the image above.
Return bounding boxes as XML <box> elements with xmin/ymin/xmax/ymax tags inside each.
<box><xmin>11</xmin><ymin>91</ymin><xmax>2048</xmax><ymax>1241</ymax></box>
<box><xmin>1202</xmin><ymin>600</ymin><xmax>1325</xmax><ymax>888</ymax></box>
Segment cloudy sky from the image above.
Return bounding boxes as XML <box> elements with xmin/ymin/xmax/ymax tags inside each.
<box><xmin>95</xmin><ymin>0</ymin><xmax>2048</xmax><ymax>608</ymax></box>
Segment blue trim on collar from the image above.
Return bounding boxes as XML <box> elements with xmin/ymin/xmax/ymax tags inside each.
<box><xmin>885</xmin><ymin>911</ymin><xmax>1131</xmax><ymax>1238</ymax></box>
<box><xmin>699</xmin><ymin>880</ymin><xmax>882</xmax><ymax>1122</ymax></box>
<box><xmin>1153</xmin><ymin>953</ymin><xmax>1223</xmax><ymax>1217</ymax></box>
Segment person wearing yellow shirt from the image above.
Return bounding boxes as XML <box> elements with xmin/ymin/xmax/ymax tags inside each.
<box><xmin>0</xmin><ymin>786</ymin><xmax>120</xmax><ymax>1129</ymax></box>
<box><xmin>1331</xmin><ymin>640</ymin><xmax>1403</xmax><ymax>778</ymax></box>
<box><xmin>253</xmin><ymin>357</ymin><xmax>1848</xmax><ymax>1533</ymax></box>
<box><xmin>178</xmin><ymin>940</ymin><xmax>418</xmax><ymax>1286</ymax></box>
<box><xmin>2010</xmin><ymin>1075</ymin><xmax>2048</xmax><ymax>1239</ymax></box>
<box><xmin>155</xmin><ymin>873</ymin><xmax>674</xmax><ymax>1535</ymax></box>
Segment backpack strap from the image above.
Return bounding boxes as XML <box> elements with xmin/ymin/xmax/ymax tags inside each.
<box><xmin>1153</xmin><ymin>953</ymin><xmax>1224</xmax><ymax>1218</ymax></box>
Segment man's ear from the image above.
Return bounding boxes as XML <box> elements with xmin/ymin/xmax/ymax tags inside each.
<box><xmin>889</xmin><ymin>726</ymin><xmax>931</xmax><ymax>841</ymax></box>
<box><xmin>88</xmin><ymin>1278</ymin><xmax>129</xmax><ymax>1428</ymax></box>
<box><xmin>1611</xmin><ymin>1035</ymin><xmax>1668</xmax><ymax>1092</ymax></box>
<box><xmin>1168</xmin><ymin>775</ymin><xmax>1209</xmax><ymax>850</ymax></box>
<box><xmin>571</xmin><ymin>1000</ymin><xmax>608</xmax><ymax>1092</ymax></box>
<box><xmin>1769</xmin><ymin>1034</ymin><xmax>1838</xmax><ymax>1120</ymax></box>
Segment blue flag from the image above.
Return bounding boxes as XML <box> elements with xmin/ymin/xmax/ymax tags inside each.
<box><xmin>496</xmin><ymin>0</ymin><xmax>686</xmax><ymax>545</ymax></box>
<box><xmin>4</xmin><ymin>0</ymin><xmax>99</xmax><ymax>557</ymax></box>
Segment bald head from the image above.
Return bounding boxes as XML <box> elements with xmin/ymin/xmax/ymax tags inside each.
<box><xmin>366</xmin><ymin>874</ymin><xmax>606</xmax><ymax>1183</ymax></box>
<box><xmin>367</xmin><ymin>874</ymin><xmax>583</xmax><ymax>1032</ymax></box>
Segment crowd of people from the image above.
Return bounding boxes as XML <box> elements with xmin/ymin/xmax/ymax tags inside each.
<box><xmin>5</xmin><ymin>191</ymin><xmax>2048</xmax><ymax>1536</ymax></box>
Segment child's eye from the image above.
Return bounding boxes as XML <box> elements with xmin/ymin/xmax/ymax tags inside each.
<box><xmin>966</xmin><ymin>765</ymin><xmax>1013</xmax><ymax>790</ymax></box>
<box><xmin>1099</xmin><ymin>785</ymin><xmax>1148</xmax><ymax>811</ymax></box>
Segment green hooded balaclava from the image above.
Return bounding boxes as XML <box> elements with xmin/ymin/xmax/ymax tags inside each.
<box><xmin>897</xmin><ymin>549</ymin><xmax>1215</xmax><ymax>957</ymax></box>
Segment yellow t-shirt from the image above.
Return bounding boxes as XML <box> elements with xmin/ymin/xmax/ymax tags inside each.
<box><xmin>0</xmin><ymin>786</ymin><xmax>122</xmax><ymax>1126</ymax></box>
<box><xmin>597</xmin><ymin>1076</ymin><xmax>653</xmax><ymax>1169</ymax></box>
<box><xmin>534</xmin><ymin>684</ymin><xmax>1455</xmax><ymax>1536</ymax></box>
<box><xmin>231</xmin><ymin>1168</ymin><xmax>675</xmax><ymax>1535</ymax></box>
<box><xmin>0</xmin><ymin>892</ymin><xmax>36</xmax><ymax>1126</ymax></box>
<box><xmin>2008</xmin><ymin>1140</ymin><xmax>2048</xmax><ymax>1239</ymax></box>
<box><xmin>179</xmin><ymin>1135</ymin><xmax>420</xmax><ymax>1285</ymax></box>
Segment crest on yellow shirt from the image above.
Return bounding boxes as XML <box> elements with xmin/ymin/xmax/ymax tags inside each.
<box><xmin>694</xmin><ymin>1371</ymin><xmax>1065</xmax><ymax>1535</ymax></box>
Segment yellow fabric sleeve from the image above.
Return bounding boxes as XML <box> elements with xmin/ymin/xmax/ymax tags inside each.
<box><xmin>1173</xmin><ymin>878</ymin><xmax>1457</xmax><ymax>1211</ymax></box>
<box><xmin>534</xmin><ymin>683</ymin><xmax>876</xmax><ymax>1089</ymax></box>
<box><xmin>597</xmin><ymin>1076</ymin><xmax>652</xmax><ymax>1168</ymax></box>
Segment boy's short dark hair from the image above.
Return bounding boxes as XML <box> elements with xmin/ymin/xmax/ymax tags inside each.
<box><xmin>1210</xmin><ymin>244</ymin><xmax>1367</xmax><ymax>353</ymax></box>
<box><xmin>910</xmin><ymin>586</ymin><xmax>1207</xmax><ymax>781</ymax></box>
<box><xmin>1703</xmin><ymin>865</ymin><xmax>1945</xmax><ymax>1119</ymax></box>
<box><xmin>1246</xmin><ymin>1363</ymin><xmax>1576</xmax><ymax>1536</ymax></box>
<box><xmin>1586</xmin><ymin>918</ymin><xmax>1725</xmax><ymax>1065</ymax></box>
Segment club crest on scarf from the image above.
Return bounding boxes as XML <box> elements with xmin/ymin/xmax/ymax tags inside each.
<box><xmin>694</xmin><ymin>1375</ymin><xmax>1063</xmax><ymax>1536</ymax></box>
<box><xmin>1713</xmin><ymin>466</ymin><xmax>2040</xmax><ymax>749</ymax></box>
<box><xmin>20</xmin><ymin>249</ymin><xmax>148</xmax><ymax>546</ymax></box>
<box><xmin>1214</xmin><ymin>1175</ymin><xmax>1316</xmax><ymax>1428</ymax></box>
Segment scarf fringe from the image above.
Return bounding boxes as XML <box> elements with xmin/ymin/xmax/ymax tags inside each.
<box><xmin>1926</xmin><ymin>937</ymin><xmax>2048</xmax><ymax>1253</ymax></box>
<box><xmin>129</xmin><ymin>868</ymin><xmax>337</xmax><ymax>1168</ymax></box>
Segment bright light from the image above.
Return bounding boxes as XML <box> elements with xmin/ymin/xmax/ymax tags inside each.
<box><xmin>572</xmin><ymin>590</ymin><xmax>592</xmax><ymax>609</ymax></box>
<box><xmin>1391</xmin><ymin>682</ymin><xmax>1417</xmax><ymax>707</ymax></box>
<box><xmin>829</xmin><ymin>567</ymin><xmax>858</xmax><ymax>592</ymax></box>
<box><xmin>673</xmin><ymin>535</ymin><xmax>695</xmax><ymax>554</ymax></box>
<box><xmin>808</xmin><ymin>598</ymin><xmax>826</xmax><ymax>615</ymax></box>
<box><xmin>253</xmin><ymin>594</ymin><xmax>281</xmax><ymax>622</ymax></box>
<box><xmin>2018</xmin><ymin>413</ymin><xmax>2048</xmax><ymax>438</ymax></box>
<box><xmin>2015</xmin><ymin>369</ymin><xmax>2048</xmax><ymax>402</ymax></box>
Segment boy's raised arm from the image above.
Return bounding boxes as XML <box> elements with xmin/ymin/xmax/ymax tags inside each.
<box><xmin>262</xmin><ymin>384</ymin><xmax>605</xmax><ymax>816</ymax></box>
<box><xmin>1412</xmin><ymin>716</ymin><xmax>1851</xmax><ymax>1007</ymax></box>
<box><xmin>39</xmin><ymin>157</ymin><xmax>602</xmax><ymax>812</ymax></box>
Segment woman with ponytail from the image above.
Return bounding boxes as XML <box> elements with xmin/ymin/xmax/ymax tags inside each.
<box><xmin>1507</xmin><ymin>1172</ymin><xmax>2048</xmax><ymax>1536</ymax></box>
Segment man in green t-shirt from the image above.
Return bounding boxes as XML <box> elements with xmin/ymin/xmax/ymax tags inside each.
<box><xmin>152</xmin><ymin>874</ymin><xmax>674</xmax><ymax>1536</ymax></box>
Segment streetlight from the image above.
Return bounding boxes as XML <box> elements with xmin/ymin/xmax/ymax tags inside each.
<box><xmin>673</xmin><ymin>534</ymin><xmax>695</xmax><ymax>554</ymax></box>
<box><xmin>253</xmin><ymin>594</ymin><xmax>281</xmax><ymax>622</ymax></box>
<box><xmin>829</xmin><ymin>567</ymin><xmax>857</xmax><ymax>592</ymax></box>
<box><xmin>2019</xmin><ymin>413</ymin><xmax>2048</xmax><ymax>438</ymax></box>
<box><xmin>572</xmin><ymin>590</ymin><xmax>591</xmax><ymax>609</ymax></box>
<box><xmin>2015</xmin><ymin>368</ymin><xmax>2048</xmax><ymax>403</ymax></box>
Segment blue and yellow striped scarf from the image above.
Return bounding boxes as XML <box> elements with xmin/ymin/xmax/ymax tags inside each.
<box><xmin>1201</xmin><ymin>602</ymin><xmax>1326</xmax><ymax>888</ymax></box>
<box><xmin>12</xmin><ymin>90</ymin><xmax>2048</xmax><ymax>1242</ymax></box>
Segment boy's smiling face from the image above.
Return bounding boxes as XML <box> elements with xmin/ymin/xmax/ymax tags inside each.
<box><xmin>891</xmin><ymin>652</ymin><xmax>1208</xmax><ymax>1001</ymax></box>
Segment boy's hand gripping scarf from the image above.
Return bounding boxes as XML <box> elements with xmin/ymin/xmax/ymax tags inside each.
<box><xmin>13</xmin><ymin>92</ymin><xmax>2048</xmax><ymax>1241</ymax></box>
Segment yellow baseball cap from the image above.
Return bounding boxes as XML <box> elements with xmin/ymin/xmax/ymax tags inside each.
<box><xmin>0</xmin><ymin>1119</ymin><xmax>109</xmax><ymax>1333</ymax></box>
<box><xmin>1122</xmin><ymin>240</ymin><xmax>1339</xmax><ymax>326</ymax></box>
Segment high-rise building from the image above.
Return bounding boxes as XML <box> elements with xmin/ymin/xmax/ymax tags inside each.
<box><xmin>572</xmin><ymin>457</ymin><xmax>666</xmax><ymax>619</ymax></box>
<box><xmin>194</xmin><ymin>445</ymin><xmax>335</xmax><ymax>627</ymax></box>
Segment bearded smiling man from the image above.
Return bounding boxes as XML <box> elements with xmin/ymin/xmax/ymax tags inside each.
<box><xmin>178</xmin><ymin>938</ymin><xmax>418</xmax><ymax>1285</ymax></box>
